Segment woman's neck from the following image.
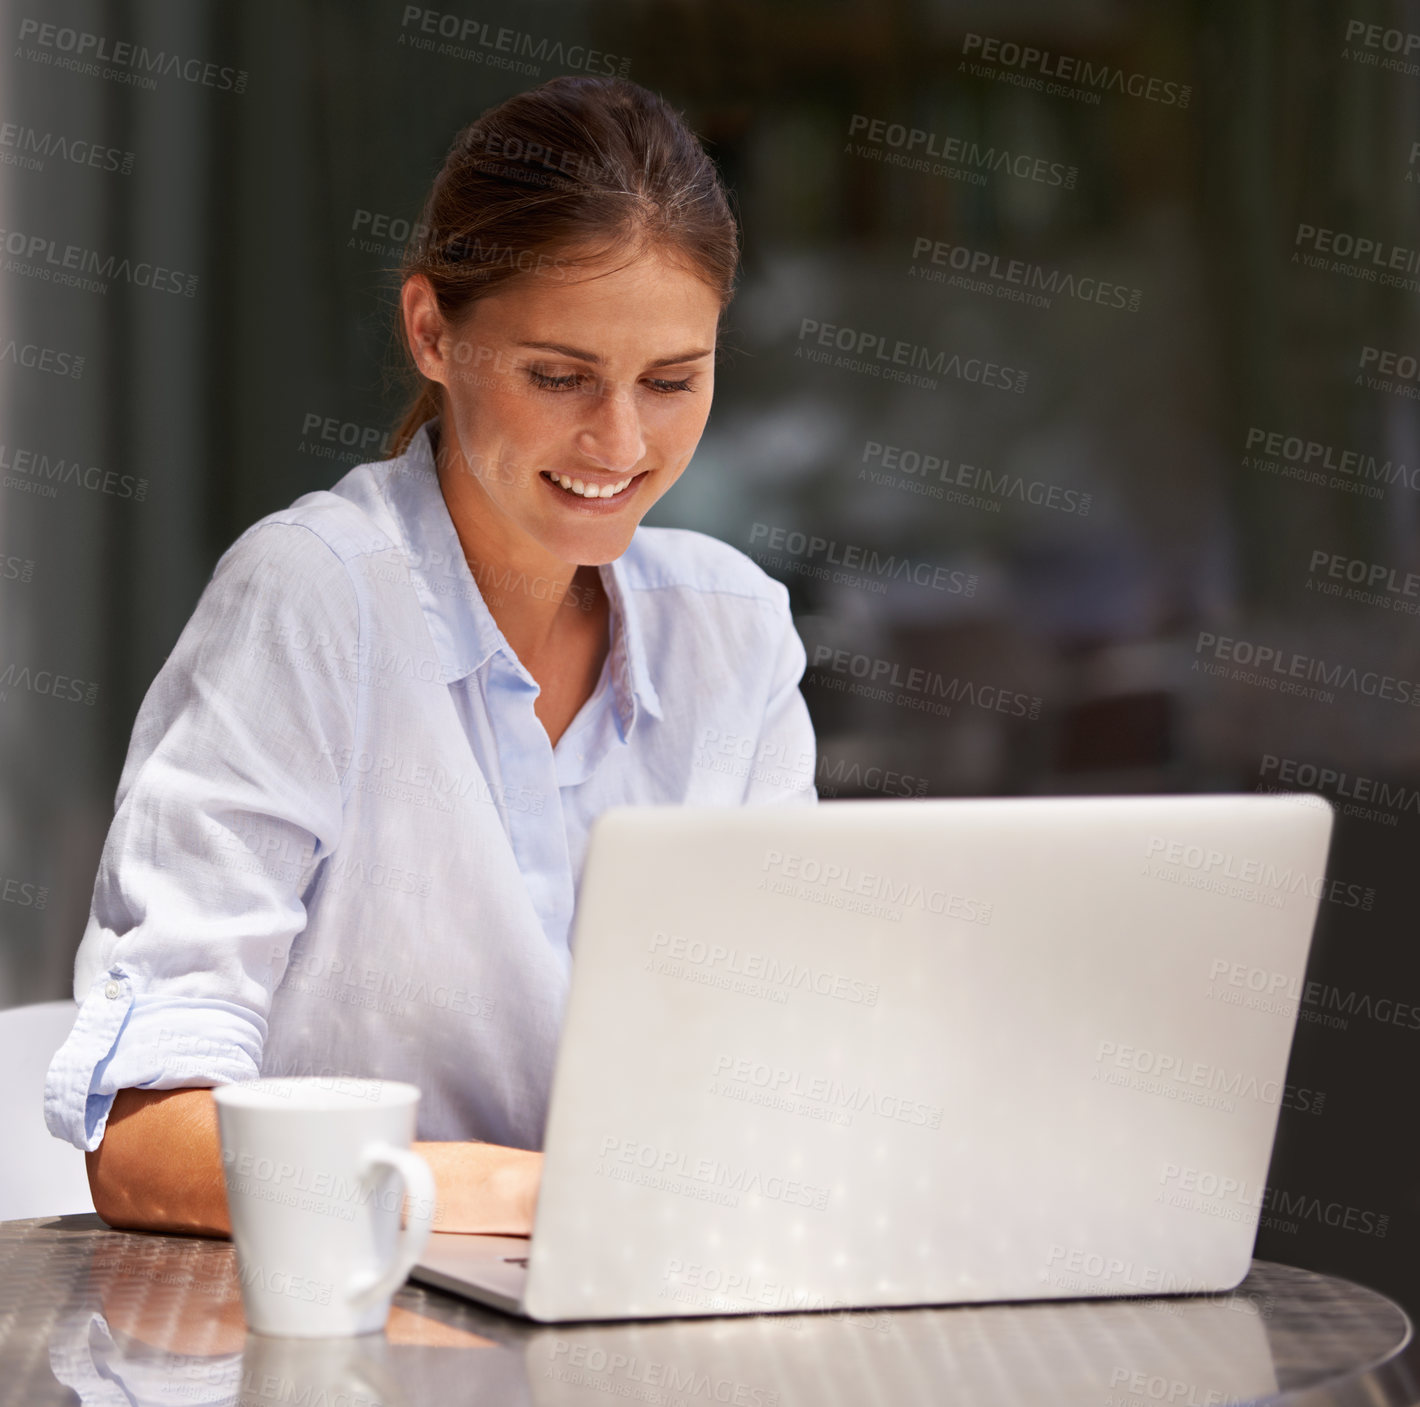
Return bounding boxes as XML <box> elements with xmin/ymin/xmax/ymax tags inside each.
<box><xmin>430</xmin><ymin>420</ymin><xmax>607</xmax><ymax>669</ymax></box>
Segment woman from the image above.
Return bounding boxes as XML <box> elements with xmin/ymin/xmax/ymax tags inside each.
<box><xmin>43</xmin><ymin>75</ymin><xmax>817</xmax><ymax>1238</ymax></box>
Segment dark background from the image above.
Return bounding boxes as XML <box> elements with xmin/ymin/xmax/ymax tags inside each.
<box><xmin>2</xmin><ymin>0</ymin><xmax>1417</xmax><ymax>1321</ymax></box>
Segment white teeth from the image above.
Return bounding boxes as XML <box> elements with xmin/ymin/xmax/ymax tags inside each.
<box><xmin>548</xmin><ymin>472</ymin><xmax>633</xmax><ymax>499</ymax></box>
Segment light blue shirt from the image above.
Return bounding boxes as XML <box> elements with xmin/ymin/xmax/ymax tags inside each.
<box><xmin>44</xmin><ymin>418</ymin><xmax>817</xmax><ymax>1152</ymax></box>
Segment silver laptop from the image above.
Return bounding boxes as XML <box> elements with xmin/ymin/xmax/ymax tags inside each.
<box><xmin>410</xmin><ymin>793</ymin><xmax>1334</xmax><ymax>1322</ymax></box>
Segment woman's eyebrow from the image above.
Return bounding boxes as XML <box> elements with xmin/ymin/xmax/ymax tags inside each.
<box><xmin>513</xmin><ymin>339</ymin><xmax>713</xmax><ymax>368</ymax></box>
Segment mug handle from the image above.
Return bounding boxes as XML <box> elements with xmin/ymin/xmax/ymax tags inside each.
<box><xmin>346</xmin><ymin>1142</ymin><xmax>437</xmax><ymax>1312</ymax></box>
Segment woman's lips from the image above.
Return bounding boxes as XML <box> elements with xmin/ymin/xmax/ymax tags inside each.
<box><xmin>540</xmin><ymin>469</ymin><xmax>648</xmax><ymax>510</ymax></box>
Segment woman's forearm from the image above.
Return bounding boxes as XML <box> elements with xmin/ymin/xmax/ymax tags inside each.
<box><xmin>86</xmin><ymin>1088</ymin><xmax>231</xmax><ymax>1236</ymax></box>
<box><xmin>87</xmin><ymin>1087</ymin><xmax>544</xmax><ymax>1237</ymax></box>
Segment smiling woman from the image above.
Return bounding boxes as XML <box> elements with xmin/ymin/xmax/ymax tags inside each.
<box><xmin>42</xmin><ymin>75</ymin><xmax>818</xmax><ymax>1239</ymax></box>
<box><xmin>390</xmin><ymin>78</ymin><xmax>738</xmax><ymax>746</ymax></box>
<box><xmin>403</xmin><ymin>244</ymin><xmax>723</xmax><ymax>746</ymax></box>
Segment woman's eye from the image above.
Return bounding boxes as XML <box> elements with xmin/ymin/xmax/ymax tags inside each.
<box><xmin>526</xmin><ymin>368</ymin><xmax>696</xmax><ymax>395</ymax></box>
<box><xmin>527</xmin><ymin>368</ymin><xmax>583</xmax><ymax>391</ymax></box>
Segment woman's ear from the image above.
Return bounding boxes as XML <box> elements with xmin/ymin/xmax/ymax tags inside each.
<box><xmin>401</xmin><ymin>275</ymin><xmax>447</xmax><ymax>386</ymax></box>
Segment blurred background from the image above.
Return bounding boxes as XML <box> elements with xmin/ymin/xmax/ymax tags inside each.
<box><xmin>3</xmin><ymin>0</ymin><xmax>1418</xmax><ymax>1318</ymax></box>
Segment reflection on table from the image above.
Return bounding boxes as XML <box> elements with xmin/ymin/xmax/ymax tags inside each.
<box><xmin>0</xmin><ymin>1215</ymin><xmax>1410</xmax><ymax>1407</ymax></box>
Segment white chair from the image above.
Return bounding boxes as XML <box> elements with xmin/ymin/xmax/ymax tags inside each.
<box><xmin>0</xmin><ymin>1001</ymin><xmax>95</xmax><ymax>1220</ymax></box>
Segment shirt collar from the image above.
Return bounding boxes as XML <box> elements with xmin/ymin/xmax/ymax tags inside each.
<box><xmin>379</xmin><ymin>418</ymin><xmax>662</xmax><ymax>735</ymax></box>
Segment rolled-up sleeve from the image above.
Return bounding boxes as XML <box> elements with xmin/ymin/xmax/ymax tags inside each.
<box><xmin>741</xmin><ymin>593</ymin><xmax>818</xmax><ymax>807</ymax></box>
<box><xmin>44</xmin><ymin>521</ymin><xmax>358</xmax><ymax>1150</ymax></box>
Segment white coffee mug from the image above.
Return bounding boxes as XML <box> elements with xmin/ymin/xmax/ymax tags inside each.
<box><xmin>214</xmin><ymin>1077</ymin><xmax>436</xmax><ymax>1337</ymax></box>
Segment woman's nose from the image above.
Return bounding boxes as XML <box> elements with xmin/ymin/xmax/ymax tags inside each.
<box><xmin>576</xmin><ymin>381</ymin><xmax>645</xmax><ymax>473</ymax></box>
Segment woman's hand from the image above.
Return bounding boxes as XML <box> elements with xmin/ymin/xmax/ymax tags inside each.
<box><xmin>412</xmin><ymin>1142</ymin><xmax>543</xmax><ymax>1235</ymax></box>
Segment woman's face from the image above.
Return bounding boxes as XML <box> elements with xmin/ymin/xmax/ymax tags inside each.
<box><xmin>404</xmin><ymin>244</ymin><xmax>722</xmax><ymax>571</ymax></box>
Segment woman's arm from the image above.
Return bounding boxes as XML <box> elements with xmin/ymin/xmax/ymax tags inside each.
<box><xmin>86</xmin><ymin>1088</ymin><xmax>544</xmax><ymax>1237</ymax></box>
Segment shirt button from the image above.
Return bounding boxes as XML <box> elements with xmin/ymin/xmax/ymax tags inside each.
<box><xmin>104</xmin><ymin>980</ymin><xmax>121</xmax><ymax>1000</ymax></box>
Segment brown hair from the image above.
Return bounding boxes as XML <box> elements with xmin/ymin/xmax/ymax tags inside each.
<box><xmin>386</xmin><ymin>75</ymin><xmax>740</xmax><ymax>457</ymax></box>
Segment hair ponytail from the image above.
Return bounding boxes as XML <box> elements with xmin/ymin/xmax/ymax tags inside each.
<box><xmin>385</xmin><ymin>75</ymin><xmax>739</xmax><ymax>458</ymax></box>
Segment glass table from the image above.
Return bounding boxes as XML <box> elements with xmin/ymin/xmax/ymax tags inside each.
<box><xmin>0</xmin><ymin>1214</ymin><xmax>1414</xmax><ymax>1406</ymax></box>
